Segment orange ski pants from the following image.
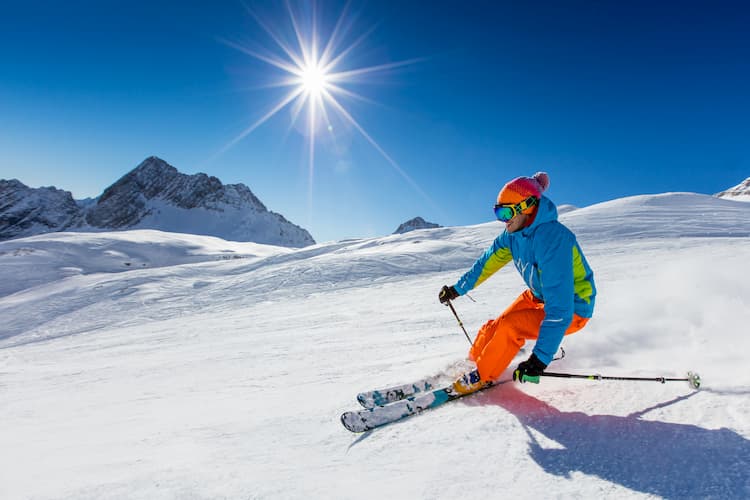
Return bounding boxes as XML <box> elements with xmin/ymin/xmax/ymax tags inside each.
<box><xmin>470</xmin><ymin>290</ymin><xmax>589</xmax><ymax>382</ymax></box>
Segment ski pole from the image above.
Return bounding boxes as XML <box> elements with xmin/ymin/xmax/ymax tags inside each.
<box><xmin>520</xmin><ymin>371</ymin><xmax>701</xmax><ymax>390</ymax></box>
<box><xmin>446</xmin><ymin>299</ymin><xmax>473</xmax><ymax>345</ymax></box>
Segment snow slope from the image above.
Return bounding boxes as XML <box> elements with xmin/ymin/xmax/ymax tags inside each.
<box><xmin>0</xmin><ymin>229</ymin><xmax>291</xmax><ymax>298</ymax></box>
<box><xmin>1</xmin><ymin>193</ymin><xmax>749</xmax><ymax>499</ymax></box>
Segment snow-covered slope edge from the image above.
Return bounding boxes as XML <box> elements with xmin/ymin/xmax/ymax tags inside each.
<box><xmin>560</xmin><ymin>192</ymin><xmax>750</xmax><ymax>239</ymax></box>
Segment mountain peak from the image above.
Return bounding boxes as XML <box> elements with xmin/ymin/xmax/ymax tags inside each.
<box><xmin>1</xmin><ymin>157</ymin><xmax>315</xmax><ymax>247</ymax></box>
<box><xmin>715</xmin><ymin>177</ymin><xmax>750</xmax><ymax>202</ymax></box>
<box><xmin>0</xmin><ymin>179</ymin><xmax>81</xmax><ymax>240</ymax></box>
<box><xmin>133</xmin><ymin>156</ymin><xmax>177</xmax><ymax>174</ymax></box>
<box><xmin>0</xmin><ymin>178</ymin><xmax>27</xmax><ymax>190</ymax></box>
<box><xmin>393</xmin><ymin>216</ymin><xmax>441</xmax><ymax>234</ymax></box>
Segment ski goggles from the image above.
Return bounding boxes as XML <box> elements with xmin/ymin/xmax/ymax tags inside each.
<box><xmin>493</xmin><ymin>196</ymin><xmax>538</xmax><ymax>222</ymax></box>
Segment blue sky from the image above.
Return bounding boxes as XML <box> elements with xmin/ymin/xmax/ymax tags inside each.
<box><xmin>1</xmin><ymin>1</ymin><xmax>748</xmax><ymax>242</ymax></box>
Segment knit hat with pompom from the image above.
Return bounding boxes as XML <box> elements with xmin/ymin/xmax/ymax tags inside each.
<box><xmin>497</xmin><ymin>172</ymin><xmax>550</xmax><ymax>212</ymax></box>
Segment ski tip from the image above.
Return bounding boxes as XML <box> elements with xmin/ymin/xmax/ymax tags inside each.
<box><xmin>341</xmin><ymin>411</ymin><xmax>367</xmax><ymax>433</ymax></box>
<box><xmin>356</xmin><ymin>394</ymin><xmax>370</xmax><ymax>409</ymax></box>
<box><xmin>687</xmin><ymin>371</ymin><xmax>701</xmax><ymax>390</ymax></box>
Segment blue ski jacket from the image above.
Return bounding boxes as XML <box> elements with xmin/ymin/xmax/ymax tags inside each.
<box><xmin>453</xmin><ymin>196</ymin><xmax>596</xmax><ymax>365</ymax></box>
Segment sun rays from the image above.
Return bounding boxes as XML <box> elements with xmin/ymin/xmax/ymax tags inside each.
<box><xmin>217</xmin><ymin>1</ymin><xmax>436</xmax><ymax>216</ymax></box>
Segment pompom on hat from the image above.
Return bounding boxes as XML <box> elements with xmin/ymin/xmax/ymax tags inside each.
<box><xmin>497</xmin><ymin>172</ymin><xmax>550</xmax><ymax>211</ymax></box>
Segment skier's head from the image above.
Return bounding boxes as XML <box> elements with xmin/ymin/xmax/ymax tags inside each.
<box><xmin>494</xmin><ymin>172</ymin><xmax>549</xmax><ymax>232</ymax></box>
<box><xmin>496</xmin><ymin>172</ymin><xmax>549</xmax><ymax>207</ymax></box>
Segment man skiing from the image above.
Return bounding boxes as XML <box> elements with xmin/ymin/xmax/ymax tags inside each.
<box><xmin>439</xmin><ymin>172</ymin><xmax>596</xmax><ymax>393</ymax></box>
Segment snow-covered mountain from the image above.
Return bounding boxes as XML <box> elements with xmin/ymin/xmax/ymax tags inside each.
<box><xmin>0</xmin><ymin>157</ymin><xmax>315</xmax><ymax>247</ymax></box>
<box><xmin>1</xmin><ymin>190</ymin><xmax>749</xmax><ymax>499</ymax></box>
<box><xmin>557</xmin><ymin>203</ymin><xmax>579</xmax><ymax>215</ymax></box>
<box><xmin>715</xmin><ymin>177</ymin><xmax>750</xmax><ymax>202</ymax></box>
<box><xmin>0</xmin><ymin>179</ymin><xmax>81</xmax><ymax>239</ymax></box>
<box><xmin>393</xmin><ymin>216</ymin><xmax>441</xmax><ymax>234</ymax></box>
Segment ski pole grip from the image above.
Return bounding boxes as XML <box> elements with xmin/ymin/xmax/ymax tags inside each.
<box><xmin>514</xmin><ymin>370</ymin><xmax>541</xmax><ymax>384</ymax></box>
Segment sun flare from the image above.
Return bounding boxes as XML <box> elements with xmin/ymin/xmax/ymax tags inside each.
<box><xmin>299</xmin><ymin>62</ymin><xmax>328</xmax><ymax>96</ymax></box>
<box><xmin>218</xmin><ymin>2</ymin><xmax>436</xmax><ymax>216</ymax></box>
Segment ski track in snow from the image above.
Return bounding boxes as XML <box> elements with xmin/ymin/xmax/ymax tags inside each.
<box><xmin>1</xmin><ymin>193</ymin><xmax>749</xmax><ymax>499</ymax></box>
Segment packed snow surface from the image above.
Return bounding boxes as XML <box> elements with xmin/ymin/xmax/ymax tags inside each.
<box><xmin>1</xmin><ymin>192</ymin><xmax>749</xmax><ymax>499</ymax></box>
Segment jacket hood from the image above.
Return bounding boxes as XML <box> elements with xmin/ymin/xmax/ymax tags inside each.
<box><xmin>521</xmin><ymin>196</ymin><xmax>558</xmax><ymax>236</ymax></box>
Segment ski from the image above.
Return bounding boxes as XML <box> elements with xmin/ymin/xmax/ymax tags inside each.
<box><xmin>356</xmin><ymin>376</ymin><xmax>442</xmax><ymax>409</ymax></box>
<box><xmin>355</xmin><ymin>359</ymin><xmax>488</xmax><ymax>408</ymax></box>
<box><xmin>342</xmin><ymin>381</ymin><xmax>498</xmax><ymax>433</ymax></box>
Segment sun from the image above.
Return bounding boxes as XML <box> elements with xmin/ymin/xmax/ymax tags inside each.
<box><xmin>217</xmin><ymin>2</ymin><xmax>437</xmax><ymax>217</ymax></box>
<box><xmin>218</xmin><ymin>3</ymin><xmax>423</xmax><ymax>144</ymax></box>
<box><xmin>299</xmin><ymin>62</ymin><xmax>328</xmax><ymax>96</ymax></box>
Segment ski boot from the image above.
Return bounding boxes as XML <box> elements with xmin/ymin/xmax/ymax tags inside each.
<box><xmin>451</xmin><ymin>369</ymin><xmax>488</xmax><ymax>395</ymax></box>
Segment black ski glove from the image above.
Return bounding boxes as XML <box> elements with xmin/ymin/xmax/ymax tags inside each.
<box><xmin>438</xmin><ymin>285</ymin><xmax>459</xmax><ymax>304</ymax></box>
<box><xmin>513</xmin><ymin>353</ymin><xmax>548</xmax><ymax>384</ymax></box>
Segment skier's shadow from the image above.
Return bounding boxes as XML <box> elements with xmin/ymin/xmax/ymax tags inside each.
<box><xmin>469</xmin><ymin>383</ymin><xmax>750</xmax><ymax>499</ymax></box>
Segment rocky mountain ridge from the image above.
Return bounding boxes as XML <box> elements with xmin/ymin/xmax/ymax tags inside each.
<box><xmin>0</xmin><ymin>157</ymin><xmax>315</xmax><ymax>247</ymax></box>
<box><xmin>393</xmin><ymin>216</ymin><xmax>441</xmax><ymax>234</ymax></box>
